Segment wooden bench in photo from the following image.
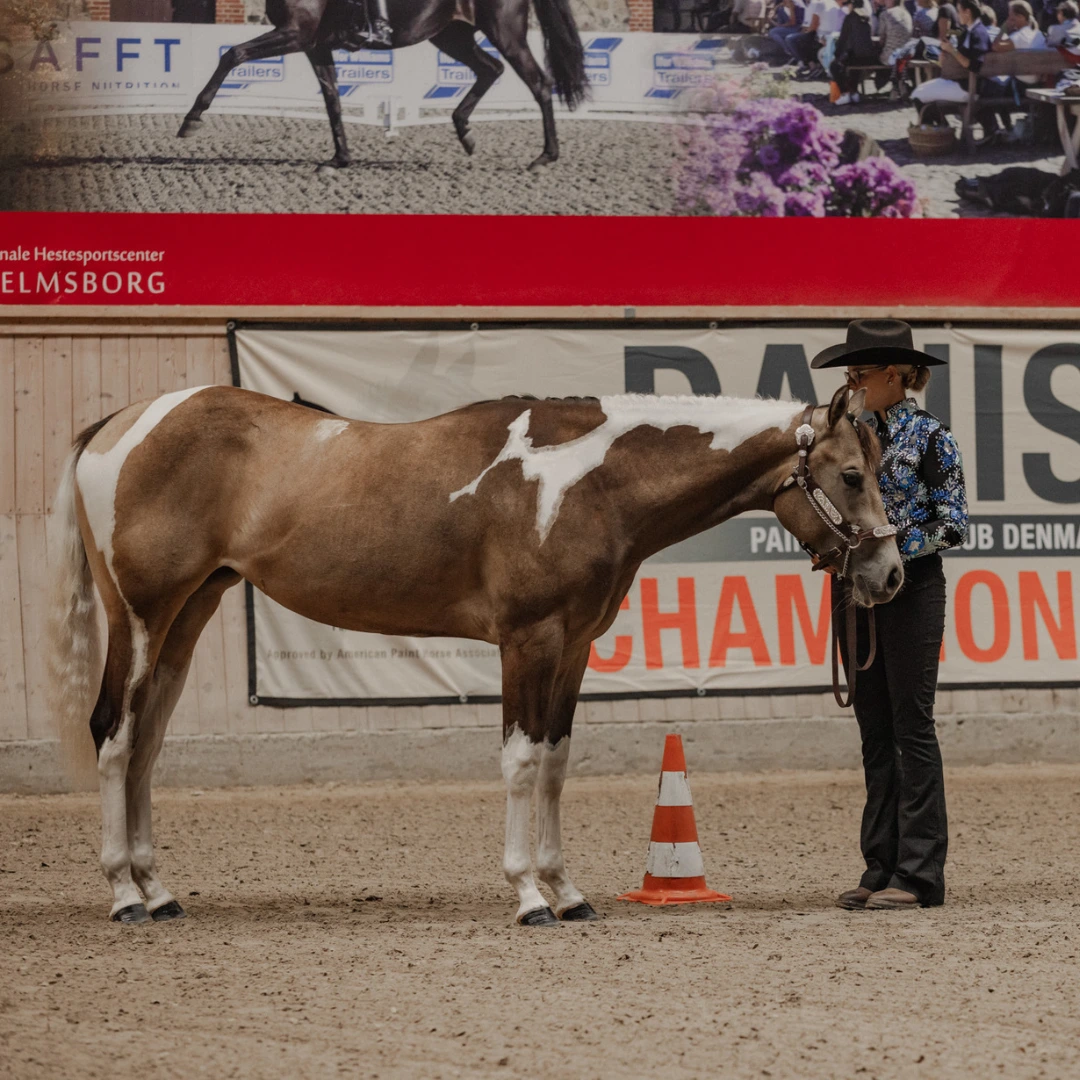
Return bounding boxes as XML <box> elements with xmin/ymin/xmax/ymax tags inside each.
<box><xmin>846</xmin><ymin>64</ymin><xmax>895</xmax><ymax>98</ymax></box>
<box><xmin>935</xmin><ymin>49</ymin><xmax>1068</xmax><ymax>152</ymax></box>
<box><xmin>1026</xmin><ymin>86</ymin><xmax>1080</xmax><ymax>172</ymax></box>
<box><xmin>907</xmin><ymin>58</ymin><xmax>941</xmax><ymax>85</ymax></box>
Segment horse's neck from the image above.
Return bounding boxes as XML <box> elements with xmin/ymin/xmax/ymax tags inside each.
<box><xmin>599</xmin><ymin>396</ymin><xmax>802</xmax><ymax>557</ymax></box>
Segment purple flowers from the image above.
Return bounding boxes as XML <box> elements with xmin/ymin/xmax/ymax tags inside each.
<box><xmin>675</xmin><ymin>96</ymin><xmax>919</xmax><ymax>218</ymax></box>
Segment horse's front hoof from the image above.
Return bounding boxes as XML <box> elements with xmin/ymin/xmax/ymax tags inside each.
<box><xmin>111</xmin><ymin>903</ymin><xmax>151</xmax><ymax>925</ymax></box>
<box><xmin>151</xmin><ymin>900</ymin><xmax>187</xmax><ymax>922</ymax></box>
<box><xmin>559</xmin><ymin>901</ymin><xmax>599</xmax><ymax>922</ymax></box>
<box><xmin>177</xmin><ymin>118</ymin><xmax>203</xmax><ymax>138</ymax></box>
<box><xmin>518</xmin><ymin>906</ymin><xmax>559</xmax><ymax>927</ymax></box>
<box><xmin>527</xmin><ymin>151</ymin><xmax>557</xmax><ymax>171</ymax></box>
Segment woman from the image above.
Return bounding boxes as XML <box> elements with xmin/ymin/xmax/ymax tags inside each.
<box><xmin>831</xmin><ymin>0</ymin><xmax>881</xmax><ymax>102</ymax></box>
<box><xmin>811</xmin><ymin>320</ymin><xmax>968</xmax><ymax>911</ymax></box>
<box><xmin>912</xmin><ymin>0</ymin><xmax>994</xmax><ymax>125</ymax></box>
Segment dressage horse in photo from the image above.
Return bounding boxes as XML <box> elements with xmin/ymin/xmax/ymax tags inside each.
<box><xmin>50</xmin><ymin>384</ymin><xmax>901</xmax><ymax>927</ymax></box>
<box><xmin>176</xmin><ymin>0</ymin><xmax>588</xmax><ymax>169</ymax></box>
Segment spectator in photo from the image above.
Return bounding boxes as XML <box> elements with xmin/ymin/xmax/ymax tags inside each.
<box><xmin>938</xmin><ymin>0</ymin><xmax>960</xmax><ymax>36</ymax></box>
<box><xmin>769</xmin><ymin>0</ymin><xmax>809</xmax><ymax>56</ymax></box>
<box><xmin>831</xmin><ymin>0</ymin><xmax>881</xmax><ymax>102</ymax></box>
<box><xmin>994</xmin><ymin>0</ymin><xmax>1047</xmax><ymax>50</ymax></box>
<box><xmin>1047</xmin><ymin>0</ymin><xmax>1080</xmax><ymax>42</ymax></box>
<box><xmin>879</xmin><ymin>0</ymin><xmax>916</xmax><ymax>63</ymax></box>
<box><xmin>914</xmin><ymin>0</ymin><xmax>993</xmax><ymax>106</ymax></box>
<box><xmin>729</xmin><ymin>0</ymin><xmax>769</xmax><ymax>31</ymax></box>
<box><xmin>816</xmin><ymin>0</ymin><xmax>853</xmax><ymax>72</ymax></box>
<box><xmin>914</xmin><ymin>0</ymin><xmax>941</xmax><ymax>35</ymax></box>
<box><xmin>787</xmin><ymin>0</ymin><xmax>832</xmax><ymax>74</ymax></box>
<box><xmin>981</xmin><ymin>3</ymin><xmax>1003</xmax><ymax>36</ymax></box>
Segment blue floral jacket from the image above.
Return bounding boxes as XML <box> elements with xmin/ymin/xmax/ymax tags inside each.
<box><xmin>871</xmin><ymin>398</ymin><xmax>969</xmax><ymax>561</ymax></box>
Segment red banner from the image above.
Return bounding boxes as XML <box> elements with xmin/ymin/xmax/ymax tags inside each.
<box><xmin>2</xmin><ymin>212</ymin><xmax>1079</xmax><ymax>309</ymax></box>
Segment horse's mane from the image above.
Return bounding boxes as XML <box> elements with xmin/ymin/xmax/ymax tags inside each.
<box><xmin>854</xmin><ymin>417</ymin><xmax>882</xmax><ymax>477</ymax></box>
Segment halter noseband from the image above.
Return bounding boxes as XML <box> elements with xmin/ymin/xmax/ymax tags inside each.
<box><xmin>777</xmin><ymin>404</ymin><xmax>897</xmax><ymax>581</ymax></box>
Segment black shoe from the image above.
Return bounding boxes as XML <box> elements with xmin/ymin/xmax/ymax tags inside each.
<box><xmin>835</xmin><ymin>886</ymin><xmax>872</xmax><ymax>910</ymax></box>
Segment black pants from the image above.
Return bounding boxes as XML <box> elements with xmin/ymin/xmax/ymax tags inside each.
<box><xmin>838</xmin><ymin>554</ymin><xmax>949</xmax><ymax>906</ymax></box>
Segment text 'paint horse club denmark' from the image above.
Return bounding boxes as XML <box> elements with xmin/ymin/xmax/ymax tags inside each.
<box><xmin>50</xmin><ymin>384</ymin><xmax>901</xmax><ymax>927</ymax></box>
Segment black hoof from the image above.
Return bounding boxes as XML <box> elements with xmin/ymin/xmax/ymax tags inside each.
<box><xmin>316</xmin><ymin>156</ymin><xmax>351</xmax><ymax>173</ymax></box>
<box><xmin>527</xmin><ymin>152</ymin><xmax>558</xmax><ymax>171</ymax></box>
<box><xmin>519</xmin><ymin>906</ymin><xmax>559</xmax><ymax>927</ymax></box>
<box><xmin>560</xmin><ymin>901</ymin><xmax>599</xmax><ymax>922</ymax></box>
<box><xmin>151</xmin><ymin>900</ymin><xmax>187</xmax><ymax>922</ymax></box>
<box><xmin>177</xmin><ymin>118</ymin><xmax>203</xmax><ymax>138</ymax></box>
<box><xmin>111</xmin><ymin>903</ymin><xmax>151</xmax><ymax>925</ymax></box>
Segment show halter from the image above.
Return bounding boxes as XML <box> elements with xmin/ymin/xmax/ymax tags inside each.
<box><xmin>777</xmin><ymin>404</ymin><xmax>898</xmax><ymax>709</ymax></box>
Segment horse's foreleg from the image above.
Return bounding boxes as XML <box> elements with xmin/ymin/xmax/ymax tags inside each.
<box><xmin>430</xmin><ymin>25</ymin><xmax>505</xmax><ymax>156</ymax></box>
<box><xmin>127</xmin><ymin>570</ymin><xmax>242</xmax><ymax>922</ymax></box>
<box><xmin>535</xmin><ymin>644</ymin><xmax>596</xmax><ymax>920</ymax></box>
<box><xmin>500</xmin><ymin>622</ymin><xmax>565</xmax><ymax>926</ymax></box>
<box><xmin>479</xmin><ymin>23</ymin><xmax>558</xmax><ymax>168</ymax></box>
<box><xmin>178</xmin><ymin>27</ymin><xmax>310</xmax><ymax>137</ymax></box>
<box><xmin>307</xmin><ymin>46</ymin><xmax>352</xmax><ymax>170</ymax></box>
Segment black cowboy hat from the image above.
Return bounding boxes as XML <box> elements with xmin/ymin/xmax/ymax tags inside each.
<box><xmin>810</xmin><ymin>319</ymin><xmax>947</xmax><ymax>369</ymax></box>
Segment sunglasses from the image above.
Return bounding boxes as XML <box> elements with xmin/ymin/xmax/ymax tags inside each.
<box><xmin>845</xmin><ymin>366</ymin><xmax>886</xmax><ymax>388</ymax></box>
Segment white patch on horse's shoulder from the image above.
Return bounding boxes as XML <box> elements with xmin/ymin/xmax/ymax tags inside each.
<box><xmin>314</xmin><ymin>418</ymin><xmax>350</xmax><ymax>442</ymax></box>
<box><xmin>450</xmin><ymin>395</ymin><xmax>803</xmax><ymax>542</ymax></box>
<box><xmin>77</xmin><ymin>385</ymin><xmax>211</xmax><ymax>577</ymax></box>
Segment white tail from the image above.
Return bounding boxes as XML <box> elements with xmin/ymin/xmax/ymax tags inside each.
<box><xmin>48</xmin><ymin>449</ymin><xmax>101</xmax><ymax>791</ymax></box>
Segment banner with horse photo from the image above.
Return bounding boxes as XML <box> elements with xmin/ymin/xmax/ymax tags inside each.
<box><xmin>3</xmin><ymin>0</ymin><xmax>1080</xmax><ymax>309</ymax></box>
<box><xmin>234</xmin><ymin>322</ymin><xmax>1080</xmax><ymax>704</ymax></box>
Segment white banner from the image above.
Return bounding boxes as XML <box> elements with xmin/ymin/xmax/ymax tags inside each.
<box><xmin>236</xmin><ymin>325</ymin><xmax>1080</xmax><ymax>703</ymax></box>
<box><xmin>9</xmin><ymin>23</ymin><xmax>718</xmax><ymax>125</ymax></box>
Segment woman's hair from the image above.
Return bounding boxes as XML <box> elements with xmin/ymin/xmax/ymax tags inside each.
<box><xmin>895</xmin><ymin>364</ymin><xmax>932</xmax><ymax>392</ymax></box>
<box><xmin>1008</xmin><ymin>0</ymin><xmax>1034</xmax><ymax>20</ymax></box>
<box><xmin>1059</xmin><ymin>0</ymin><xmax>1079</xmax><ymax>18</ymax></box>
<box><xmin>981</xmin><ymin>3</ymin><xmax>998</xmax><ymax>24</ymax></box>
<box><xmin>957</xmin><ymin>0</ymin><xmax>983</xmax><ymax>20</ymax></box>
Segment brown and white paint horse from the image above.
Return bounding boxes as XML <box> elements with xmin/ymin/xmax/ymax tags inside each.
<box><xmin>50</xmin><ymin>383</ymin><xmax>901</xmax><ymax>926</ymax></box>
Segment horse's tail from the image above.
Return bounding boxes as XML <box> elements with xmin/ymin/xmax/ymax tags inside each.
<box><xmin>532</xmin><ymin>0</ymin><xmax>588</xmax><ymax>110</ymax></box>
<box><xmin>48</xmin><ymin>418</ymin><xmax>110</xmax><ymax>791</ymax></box>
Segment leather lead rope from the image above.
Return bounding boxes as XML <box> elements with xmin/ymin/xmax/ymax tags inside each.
<box><xmin>830</xmin><ymin>567</ymin><xmax>878</xmax><ymax>709</ymax></box>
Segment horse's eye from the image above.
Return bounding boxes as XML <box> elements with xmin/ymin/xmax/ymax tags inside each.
<box><xmin>842</xmin><ymin>472</ymin><xmax>861</xmax><ymax>489</ymax></box>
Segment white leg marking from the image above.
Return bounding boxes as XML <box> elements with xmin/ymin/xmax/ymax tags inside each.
<box><xmin>98</xmin><ymin>713</ymin><xmax>142</xmax><ymax>917</ymax></box>
<box><xmin>450</xmin><ymin>395</ymin><xmax>803</xmax><ymax>542</ymax></box>
<box><xmin>536</xmin><ymin>737</ymin><xmax>586</xmax><ymax>917</ymax></box>
<box><xmin>501</xmin><ymin>726</ymin><xmax>548</xmax><ymax>921</ymax></box>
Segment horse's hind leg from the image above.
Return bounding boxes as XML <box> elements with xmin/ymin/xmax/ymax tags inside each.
<box><xmin>306</xmin><ymin>45</ymin><xmax>352</xmax><ymax>170</ymax></box>
<box><xmin>478</xmin><ymin>18</ymin><xmax>558</xmax><ymax>167</ymax></box>
<box><xmin>535</xmin><ymin>644</ymin><xmax>596</xmax><ymax>921</ymax></box>
<box><xmin>127</xmin><ymin>569</ymin><xmax>242</xmax><ymax>922</ymax></box>
<box><xmin>91</xmin><ymin>607</ymin><xmax>160</xmax><ymax>924</ymax></box>
<box><xmin>178</xmin><ymin>26</ymin><xmax>310</xmax><ymax>138</ymax></box>
<box><xmin>430</xmin><ymin>24</ymin><xmax>505</xmax><ymax>156</ymax></box>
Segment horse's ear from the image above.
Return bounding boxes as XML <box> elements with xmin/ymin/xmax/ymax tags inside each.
<box><xmin>846</xmin><ymin>388</ymin><xmax>867</xmax><ymax>418</ymax></box>
<box><xmin>827</xmin><ymin>385</ymin><xmax>850</xmax><ymax>428</ymax></box>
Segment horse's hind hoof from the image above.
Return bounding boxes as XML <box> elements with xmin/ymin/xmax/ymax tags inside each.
<box><xmin>518</xmin><ymin>906</ymin><xmax>559</xmax><ymax>927</ymax></box>
<box><xmin>527</xmin><ymin>151</ymin><xmax>558</xmax><ymax>171</ymax></box>
<box><xmin>177</xmin><ymin>118</ymin><xmax>203</xmax><ymax>138</ymax></box>
<box><xmin>456</xmin><ymin>128</ymin><xmax>475</xmax><ymax>156</ymax></box>
<box><xmin>111</xmin><ymin>903</ymin><xmax>151</xmax><ymax>925</ymax></box>
<box><xmin>151</xmin><ymin>900</ymin><xmax>187</xmax><ymax>922</ymax></box>
<box><xmin>316</xmin><ymin>156</ymin><xmax>351</xmax><ymax>173</ymax></box>
<box><xmin>559</xmin><ymin>902</ymin><xmax>599</xmax><ymax>922</ymax></box>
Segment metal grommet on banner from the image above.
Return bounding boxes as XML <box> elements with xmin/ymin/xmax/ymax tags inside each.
<box><xmin>459</xmin><ymin>693</ymin><xmax>468</xmax><ymax>704</ymax></box>
<box><xmin>709</xmin><ymin>321</ymin><xmax>718</xmax><ymax>330</ymax></box>
<box><xmin>226</xmin><ymin>320</ymin><xmax>237</xmax><ymax>332</ymax></box>
<box><xmin>696</xmin><ymin>687</ymin><xmax>706</xmax><ymax>697</ymax></box>
<box><xmin>470</xmin><ymin>322</ymin><xmax>479</xmax><ymax>332</ymax></box>
<box><xmin>249</xmin><ymin>694</ymin><xmax>258</xmax><ymax>705</ymax></box>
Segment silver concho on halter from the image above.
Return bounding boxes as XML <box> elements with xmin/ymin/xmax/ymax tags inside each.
<box><xmin>795</xmin><ymin>423</ymin><xmax>816</xmax><ymax>448</ymax></box>
<box><xmin>812</xmin><ymin>486</ymin><xmax>844</xmax><ymax>525</ymax></box>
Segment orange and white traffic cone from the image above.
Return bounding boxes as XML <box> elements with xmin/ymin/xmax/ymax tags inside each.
<box><xmin>618</xmin><ymin>734</ymin><xmax>731</xmax><ymax>906</ymax></box>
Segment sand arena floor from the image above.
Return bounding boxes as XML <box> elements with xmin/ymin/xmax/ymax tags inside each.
<box><xmin>2</xmin><ymin>763</ymin><xmax>1079</xmax><ymax>1079</ymax></box>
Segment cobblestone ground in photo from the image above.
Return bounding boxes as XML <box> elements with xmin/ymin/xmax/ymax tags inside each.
<box><xmin>2</xmin><ymin>763</ymin><xmax>1079</xmax><ymax>1079</ymax></box>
